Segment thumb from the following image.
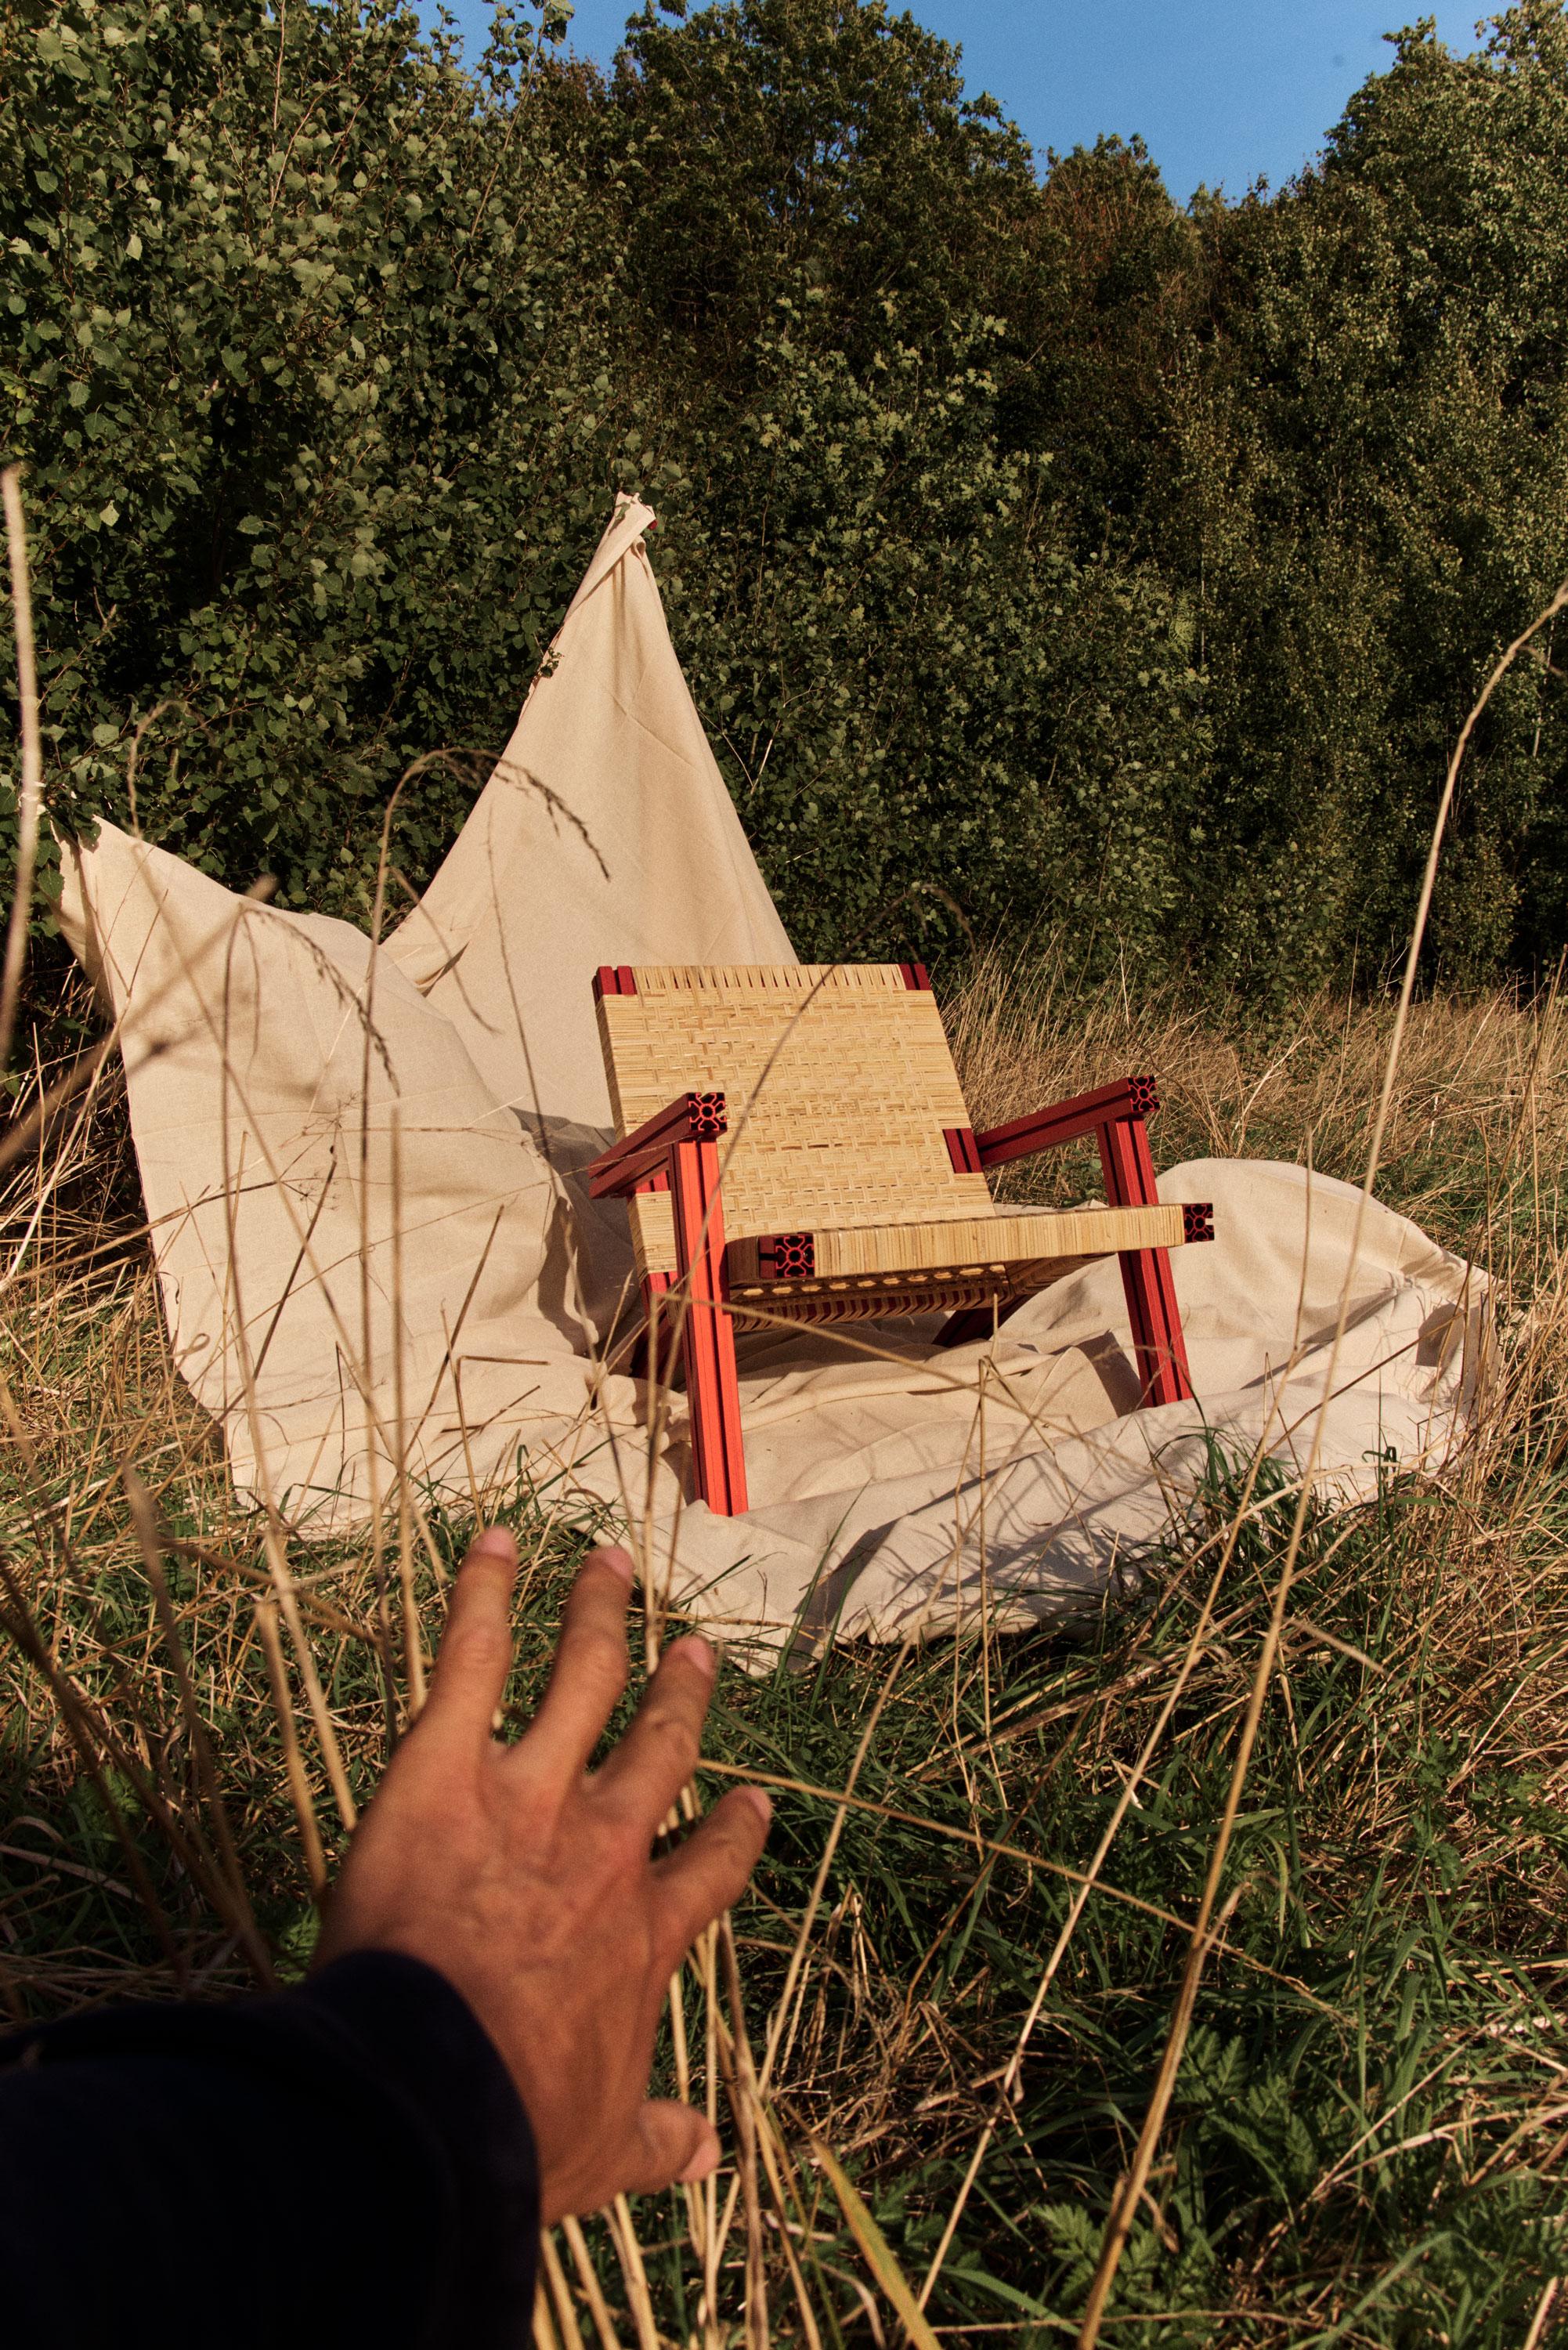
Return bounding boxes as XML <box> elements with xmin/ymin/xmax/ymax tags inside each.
<box><xmin>621</xmin><ymin>2100</ymin><xmax>721</xmax><ymax>2198</ymax></box>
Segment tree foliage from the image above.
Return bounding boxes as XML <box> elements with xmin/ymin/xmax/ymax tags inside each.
<box><xmin>1167</xmin><ymin>5</ymin><xmax>1568</xmax><ymax>983</ymax></box>
<box><xmin>2</xmin><ymin>0</ymin><xmax>1566</xmax><ymax>984</ymax></box>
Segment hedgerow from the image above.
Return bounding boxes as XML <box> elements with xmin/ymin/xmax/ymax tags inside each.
<box><xmin>3</xmin><ymin>0</ymin><xmax>1566</xmax><ymax>984</ymax></box>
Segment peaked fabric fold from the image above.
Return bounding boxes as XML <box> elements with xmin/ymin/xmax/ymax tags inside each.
<box><xmin>54</xmin><ymin>822</ymin><xmax>609</xmax><ymax>1520</ymax></box>
<box><xmin>384</xmin><ymin>494</ymin><xmax>793</xmax><ymax>1132</ymax></box>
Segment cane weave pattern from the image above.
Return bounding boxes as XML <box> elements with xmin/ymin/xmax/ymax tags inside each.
<box><xmin>598</xmin><ymin>964</ymin><xmax>993</xmax><ymax>1277</ymax></box>
<box><xmin>729</xmin><ymin>1280</ymin><xmax>1048</xmax><ymax>1330</ymax></box>
<box><xmin>595</xmin><ymin>965</ymin><xmax>1188</xmax><ymax>1323</ymax></box>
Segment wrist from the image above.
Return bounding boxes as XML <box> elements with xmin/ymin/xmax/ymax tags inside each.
<box><xmin>301</xmin><ymin>1953</ymin><xmax>540</xmax><ymax>2339</ymax></box>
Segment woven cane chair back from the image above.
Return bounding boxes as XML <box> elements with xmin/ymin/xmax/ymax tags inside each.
<box><xmin>595</xmin><ymin>964</ymin><xmax>991</xmax><ymax>1278</ymax></box>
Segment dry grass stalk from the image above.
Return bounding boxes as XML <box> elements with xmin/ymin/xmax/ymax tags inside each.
<box><xmin>254</xmin><ymin>1594</ymin><xmax>329</xmax><ymax>1900</ymax></box>
<box><xmin>122</xmin><ymin>1459</ymin><xmax>276</xmax><ymax>1987</ymax></box>
<box><xmin>0</xmin><ymin>467</ymin><xmax>42</xmax><ymax>1080</ymax></box>
<box><xmin>560</xmin><ymin>2211</ymin><xmax>626</xmax><ymax>2350</ymax></box>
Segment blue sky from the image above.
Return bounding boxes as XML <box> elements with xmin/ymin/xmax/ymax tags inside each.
<box><xmin>427</xmin><ymin>2</ymin><xmax>1492</xmax><ymax>204</ymax></box>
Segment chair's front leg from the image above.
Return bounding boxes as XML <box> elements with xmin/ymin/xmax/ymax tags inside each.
<box><xmin>1097</xmin><ymin>1113</ymin><xmax>1194</xmax><ymax>1408</ymax></box>
<box><xmin>667</xmin><ymin>1139</ymin><xmax>749</xmax><ymax>1516</ymax></box>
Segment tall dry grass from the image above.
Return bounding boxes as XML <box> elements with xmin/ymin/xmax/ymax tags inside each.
<box><xmin>3</xmin><ymin>459</ymin><xmax>1565</xmax><ymax>2342</ymax></box>
<box><xmin>2</xmin><ymin>955</ymin><xmax>1566</xmax><ymax>2346</ymax></box>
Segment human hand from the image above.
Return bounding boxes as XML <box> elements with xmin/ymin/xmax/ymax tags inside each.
<box><xmin>313</xmin><ymin>1529</ymin><xmax>771</xmax><ymax>2222</ymax></box>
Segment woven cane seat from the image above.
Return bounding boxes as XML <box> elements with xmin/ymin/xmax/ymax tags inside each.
<box><xmin>594</xmin><ymin>964</ymin><xmax>1188</xmax><ymax>1325</ymax></box>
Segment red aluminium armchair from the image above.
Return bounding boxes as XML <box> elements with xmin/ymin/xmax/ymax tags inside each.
<box><xmin>587</xmin><ymin>964</ymin><xmax>1210</xmax><ymax>1516</ymax></box>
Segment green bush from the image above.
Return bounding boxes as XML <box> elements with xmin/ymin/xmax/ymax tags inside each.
<box><xmin>1164</xmin><ymin>6</ymin><xmax>1568</xmax><ymax>985</ymax></box>
<box><xmin>0</xmin><ymin>0</ymin><xmax>627</xmax><ymax>917</ymax></box>
<box><xmin>2</xmin><ymin>0</ymin><xmax>1566</xmax><ymax>985</ymax></box>
<box><xmin>650</xmin><ymin>322</ymin><xmax>1212</xmax><ymax>960</ymax></box>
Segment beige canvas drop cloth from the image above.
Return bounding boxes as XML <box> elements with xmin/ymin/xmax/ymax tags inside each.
<box><xmin>54</xmin><ymin>497</ymin><xmax>1487</xmax><ymax>1655</ymax></box>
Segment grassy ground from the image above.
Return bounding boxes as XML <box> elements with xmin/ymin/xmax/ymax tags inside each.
<box><xmin>2</xmin><ymin>957</ymin><xmax>1566</xmax><ymax>2347</ymax></box>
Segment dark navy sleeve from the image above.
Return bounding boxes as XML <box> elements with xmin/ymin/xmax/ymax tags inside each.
<box><xmin>0</xmin><ymin>1951</ymin><xmax>539</xmax><ymax>2350</ymax></box>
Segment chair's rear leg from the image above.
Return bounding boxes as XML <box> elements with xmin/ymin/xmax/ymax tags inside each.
<box><xmin>668</xmin><ymin>1140</ymin><xmax>749</xmax><ymax>1515</ymax></box>
<box><xmin>1097</xmin><ymin>1113</ymin><xmax>1194</xmax><ymax>1408</ymax></box>
<box><xmin>629</xmin><ymin>1271</ymin><xmax>680</xmax><ymax>1386</ymax></box>
<box><xmin>936</xmin><ymin>1293</ymin><xmax>1028</xmax><ymax>1350</ymax></box>
<box><xmin>627</xmin><ymin>1170</ymin><xmax>681</xmax><ymax>1385</ymax></box>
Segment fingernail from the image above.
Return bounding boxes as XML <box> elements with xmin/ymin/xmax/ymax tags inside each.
<box><xmin>591</xmin><ymin>1545</ymin><xmax>635</xmax><ymax>1586</ymax></box>
<box><xmin>677</xmin><ymin>2124</ymin><xmax>721</xmax><ymax>2183</ymax></box>
<box><xmin>737</xmin><ymin>1785</ymin><xmax>772</xmax><ymax>1831</ymax></box>
<box><xmin>468</xmin><ymin>1525</ymin><xmax>518</xmax><ymax>1564</ymax></box>
<box><xmin>667</xmin><ymin>1632</ymin><xmax>714</xmax><ymax>1682</ymax></box>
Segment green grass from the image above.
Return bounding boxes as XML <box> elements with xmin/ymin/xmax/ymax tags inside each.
<box><xmin>3</xmin><ymin>970</ymin><xmax>1566</xmax><ymax>2345</ymax></box>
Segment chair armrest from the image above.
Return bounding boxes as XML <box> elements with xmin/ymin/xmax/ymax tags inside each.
<box><xmin>971</xmin><ymin>1075</ymin><xmax>1160</xmax><ymax>1170</ymax></box>
<box><xmin>586</xmin><ymin>1091</ymin><xmax>727</xmax><ymax>1198</ymax></box>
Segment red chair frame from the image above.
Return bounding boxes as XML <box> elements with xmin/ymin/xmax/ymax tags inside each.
<box><xmin>589</xmin><ymin>1090</ymin><xmax>750</xmax><ymax>1515</ymax></box>
<box><xmin>933</xmin><ymin>1073</ymin><xmax>1197</xmax><ymax>1406</ymax></box>
<box><xmin>587</xmin><ymin>1073</ymin><xmax>1204</xmax><ymax>1519</ymax></box>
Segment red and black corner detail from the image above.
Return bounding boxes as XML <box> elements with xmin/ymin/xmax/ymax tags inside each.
<box><xmin>754</xmin><ymin>1232</ymin><xmax>816</xmax><ymax>1279</ymax></box>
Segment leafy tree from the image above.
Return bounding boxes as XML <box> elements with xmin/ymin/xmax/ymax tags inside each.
<box><xmin>606</xmin><ymin>0</ymin><xmax>1039</xmax><ymax>384</ymax></box>
<box><xmin>1164</xmin><ymin>7</ymin><xmax>1568</xmax><ymax>983</ymax></box>
<box><xmin>0</xmin><ymin>0</ymin><xmax>629</xmax><ymax>916</ymax></box>
<box><xmin>652</xmin><ymin>318</ymin><xmax>1211</xmax><ymax>960</ymax></box>
<box><xmin>993</xmin><ymin>133</ymin><xmax>1210</xmax><ymax>550</ymax></box>
<box><xmin>3</xmin><ymin>0</ymin><xmax>1566</xmax><ymax>989</ymax></box>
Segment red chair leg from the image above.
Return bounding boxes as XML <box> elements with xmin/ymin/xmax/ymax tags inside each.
<box><xmin>630</xmin><ymin>1270</ymin><xmax>680</xmax><ymax>1386</ymax></box>
<box><xmin>668</xmin><ymin>1139</ymin><xmax>749</xmax><ymax>1515</ymax></box>
<box><xmin>627</xmin><ymin>1171</ymin><xmax>678</xmax><ymax>1383</ymax></box>
<box><xmin>936</xmin><ymin>1293</ymin><xmax>1027</xmax><ymax>1350</ymax></box>
<box><xmin>1097</xmin><ymin>1114</ymin><xmax>1194</xmax><ymax>1408</ymax></box>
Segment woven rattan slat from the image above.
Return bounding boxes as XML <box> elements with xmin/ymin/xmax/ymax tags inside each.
<box><xmin>727</xmin><ymin>1274</ymin><xmax>1077</xmax><ymax>1329</ymax></box>
<box><xmin>597</xmin><ymin>964</ymin><xmax>990</xmax><ymax>1278</ymax></box>
<box><xmin>726</xmin><ymin>1201</ymin><xmax>1182</xmax><ymax>1285</ymax></box>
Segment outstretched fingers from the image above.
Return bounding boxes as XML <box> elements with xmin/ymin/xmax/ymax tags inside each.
<box><xmin>517</xmin><ymin>1546</ymin><xmax>635</xmax><ymax>1784</ymax></box>
<box><xmin>654</xmin><ymin>1784</ymin><xmax>772</xmax><ymax>1953</ymax></box>
<box><xmin>418</xmin><ymin>1525</ymin><xmax>519</xmax><ymax>1748</ymax></box>
<box><xmin>594</xmin><ymin>1632</ymin><xmax>717</xmax><ymax>1827</ymax></box>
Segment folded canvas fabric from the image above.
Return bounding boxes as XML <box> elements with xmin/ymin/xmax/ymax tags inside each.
<box><xmin>52</xmin><ymin>498</ymin><xmax>1487</xmax><ymax>1654</ymax></box>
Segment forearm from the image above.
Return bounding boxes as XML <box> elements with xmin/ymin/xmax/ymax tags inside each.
<box><xmin>0</xmin><ymin>1952</ymin><xmax>538</xmax><ymax>2350</ymax></box>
